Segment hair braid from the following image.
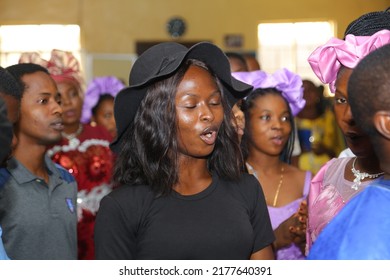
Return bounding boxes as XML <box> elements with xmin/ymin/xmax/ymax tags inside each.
<box><xmin>344</xmin><ymin>7</ymin><xmax>390</xmax><ymax>37</ymax></box>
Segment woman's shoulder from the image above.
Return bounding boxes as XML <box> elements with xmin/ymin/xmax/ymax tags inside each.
<box><xmin>108</xmin><ymin>183</ymin><xmax>153</xmax><ymax>196</ymax></box>
<box><xmin>97</xmin><ymin>184</ymin><xmax>157</xmax><ymax>230</ymax></box>
<box><xmin>284</xmin><ymin>164</ymin><xmax>310</xmax><ymax>192</ymax></box>
<box><xmin>285</xmin><ymin>164</ymin><xmax>310</xmax><ymax>180</ymax></box>
<box><xmin>311</xmin><ymin>157</ymin><xmax>349</xmax><ymax>183</ymax></box>
<box><xmin>285</xmin><ymin>163</ymin><xmax>307</xmax><ymax>175</ymax></box>
<box><xmin>103</xmin><ymin>184</ymin><xmax>155</xmax><ymax>208</ymax></box>
<box><xmin>326</xmin><ymin>156</ymin><xmax>350</xmax><ymax>169</ymax></box>
<box><xmin>219</xmin><ymin>173</ymin><xmax>261</xmax><ymax>197</ymax></box>
<box><xmin>217</xmin><ymin>173</ymin><xmax>264</xmax><ymax>208</ymax></box>
<box><xmin>238</xmin><ymin>172</ymin><xmax>261</xmax><ymax>187</ymax></box>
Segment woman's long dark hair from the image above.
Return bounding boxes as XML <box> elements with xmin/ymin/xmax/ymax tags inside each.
<box><xmin>241</xmin><ymin>88</ymin><xmax>295</xmax><ymax>164</ymax></box>
<box><xmin>113</xmin><ymin>59</ymin><xmax>243</xmax><ymax>195</ymax></box>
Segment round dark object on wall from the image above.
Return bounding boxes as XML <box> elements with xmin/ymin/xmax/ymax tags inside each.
<box><xmin>167</xmin><ymin>17</ymin><xmax>186</xmax><ymax>38</ymax></box>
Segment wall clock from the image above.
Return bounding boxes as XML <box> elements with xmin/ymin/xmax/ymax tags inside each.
<box><xmin>166</xmin><ymin>17</ymin><xmax>186</xmax><ymax>38</ymax></box>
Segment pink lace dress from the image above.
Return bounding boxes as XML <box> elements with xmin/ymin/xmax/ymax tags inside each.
<box><xmin>306</xmin><ymin>157</ymin><xmax>382</xmax><ymax>254</ymax></box>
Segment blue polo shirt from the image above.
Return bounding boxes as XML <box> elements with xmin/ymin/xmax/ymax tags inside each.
<box><xmin>0</xmin><ymin>155</ymin><xmax>78</xmax><ymax>260</ymax></box>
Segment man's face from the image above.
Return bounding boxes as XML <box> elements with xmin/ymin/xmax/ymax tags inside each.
<box><xmin>16</xmin><ymin>71</ymin><xmax>64</xmax><ymax>146</ymax></box>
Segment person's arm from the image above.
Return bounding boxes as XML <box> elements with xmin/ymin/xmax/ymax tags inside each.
<box><xmin>250</xmin><ymin>245</ymin><xmax>274</xmax><ymax>260</ymax></box>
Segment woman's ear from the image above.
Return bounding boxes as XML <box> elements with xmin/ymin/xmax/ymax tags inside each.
<box><xmin>373</xmin><ymin>111</ymin><xmax>390</xmax><ymax>140</ymax></box>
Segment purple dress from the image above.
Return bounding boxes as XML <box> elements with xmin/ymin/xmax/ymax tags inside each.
<box><xmin>267</xmin><ymin>171</ymin><xmax>311</xmax><ymax>260</ymax></box>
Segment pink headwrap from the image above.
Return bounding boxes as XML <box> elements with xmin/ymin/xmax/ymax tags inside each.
<box><xmin>308</xmin><ymin>29</ymin><xmax>390</xmax><ymax>93</ymax></box>
<box><xmin>232</xmin><ymin>68</ymin><xmax>305</xmax><ymax>116</ymax></box>
<box><xmin>19</xmin><ymin>49</ymin><xmax>84</xmax><ymax>89</ymax></box>
<box><xmin>81</xmin><ymin>76</ymin><xmax>125</xmax><ymax>123</ymax></box>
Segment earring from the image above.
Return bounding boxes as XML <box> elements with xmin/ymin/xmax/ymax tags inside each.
<box><xmin>90</xmin><ymin>121</ymin><xmax>97</xmax><ymax>127</ymax></box>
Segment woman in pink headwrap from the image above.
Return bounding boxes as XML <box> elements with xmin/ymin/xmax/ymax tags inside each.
<box><xmin>305</xmin><ymin>9</ymin><xmax>390</xmax><ymax>254</ymax></box>
<box><xmin>20</xmin><ymin>50</ymin><xmax>116</xmax><ymax>259</ymax></box>
<box><xmin>233</xmin><ymin>68</ymin><xmax>311</xmax><ymax>259</ymax></box>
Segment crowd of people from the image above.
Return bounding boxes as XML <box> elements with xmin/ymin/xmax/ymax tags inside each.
<box><xmin>0</xmin><ymin>7</ymin><xmax>390</xmax><ymax>260</ymax></box>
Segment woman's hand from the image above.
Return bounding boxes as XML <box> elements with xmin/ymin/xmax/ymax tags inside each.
<box><xmin>273</xmin><ymin>200</ymin><xmax>307</xmax><ymax>253</ymax></box>
<box><xmin>289</xmin><ymin>200</ymin><xmax>307</xmax><ymax>253</ymax></box>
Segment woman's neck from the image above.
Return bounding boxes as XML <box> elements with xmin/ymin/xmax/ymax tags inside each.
<box><xmin>63</xmin><ymin>122</ymin><xmax>82</xmax><ymax>135</ymax></box>
<box><xmin>13</xmin><ymin>142</ymin><xmax>49</xmax><ymax>183</ymax></box>
<box><xmin>356</xmin><ymin>154</ymin><xmax>383</xmax><ymax>174</ymax></box>
<box><xmin>247</xmin><ymin>148</ymin><xmax>281</xmax><ymax>172</ymax></box>
<box><xmin>174</xmin><ymin>157</ymin><xmax>211</xmax><ymax>195</ymax></box>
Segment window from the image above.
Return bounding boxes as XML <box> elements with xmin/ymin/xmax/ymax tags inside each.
<box><xmin>0</xmin><ymin>24</ymin><xmax>81</xmax><ymax>69</ymax></box>
<box><xmin>258</xmin><ymin>21</ymin><xmax>334</xmax><ymax>94</ymax></box>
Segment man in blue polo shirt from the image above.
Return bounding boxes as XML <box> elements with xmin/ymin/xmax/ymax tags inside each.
<box><xmin>0</xmin><ymin>63</ymin><xmax>77</xmax><ymax>260</ymax></box>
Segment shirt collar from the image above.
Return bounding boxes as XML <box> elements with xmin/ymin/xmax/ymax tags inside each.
<box><xmin>6</xmin><ymin>155</ymin><xmax>63</xmax><ymax>188</ymax></box>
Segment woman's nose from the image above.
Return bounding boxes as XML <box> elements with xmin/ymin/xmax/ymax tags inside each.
<box><xmin>344</xmin><ymin>104</ymin><xmax>356</xmax><ymax>126</ymax></box>
<box><xmin>200</xmin><ymin>105</ymin><xmax>214</xmax><ymax>122</ymax></box>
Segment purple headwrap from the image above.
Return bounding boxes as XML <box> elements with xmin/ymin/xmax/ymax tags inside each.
<box><xmin>232</xmin><ymin>68</ymin><xmax>305</xmax><ymax>116</ymax></box>
<box><xmin>308</xmin><ymin>29</ymin><xmax>390</xmax><ymax>93</ymax></box>
<box><xmin>81</xmin><ymin>76</ymin><xmax>125</xmax><ymax>123</ymax></box>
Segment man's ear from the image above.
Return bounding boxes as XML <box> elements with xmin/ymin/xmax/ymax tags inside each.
<box><xmin>374</xmin><ymin>111</ymin><xmax>390</xmax><ymax>140</ymax></box>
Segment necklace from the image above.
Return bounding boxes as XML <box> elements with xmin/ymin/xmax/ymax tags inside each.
<box><xmin>245</xmin><ymin>162</ymin><xmax>284</xmax><ymax>207</ymax></box>
<box><xmin>273</xmin><ymin>166</ymin><xmax>284</xmax><ymax>207</ymax></box>
<box><xmin>351</xmin><ymin>157</ymin><xmax>384</xmax><ymax>190</ymax></box>
<box><xmin>62</xmin><ymin>124</ymin><xmax>83</xmax><ymax>148</ymax></box>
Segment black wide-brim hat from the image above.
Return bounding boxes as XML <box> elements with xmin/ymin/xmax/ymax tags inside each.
<box><xmin>110</xmin><ymin>41</ymin><xmax>253</xmax><ymax>153</ymax></box>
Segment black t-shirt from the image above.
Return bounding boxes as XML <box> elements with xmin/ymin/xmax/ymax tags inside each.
<box><xmin>94</xmin><ymin>173</ymin><xmax>274</xmax><ymax>260</ymax></box>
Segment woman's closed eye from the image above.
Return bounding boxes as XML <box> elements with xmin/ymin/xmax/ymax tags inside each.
<box><xmin>209</xmin><ymin>99</ymin><xmax>221</xmax><ymax>106</ymax></box>
<box><xmin>183</xmin><ymin>103</ymin><xmax>197</xmax><ymax>109</ymax></box>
